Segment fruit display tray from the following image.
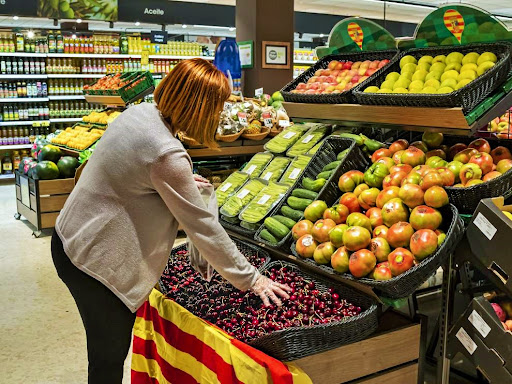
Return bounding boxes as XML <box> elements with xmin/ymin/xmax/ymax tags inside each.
<box><xmin>291</xmin><ymin>204</ymin><xmax>464</xmax><ymax>299</ymax></box>
<box><xmin>281</xmin><ymin>50</ymin><xmax>399</xmax><ymax>104</ymax></box>
<box><xmin>254</xmin><ymin>136</ymin><xmax>370</xmax><ymax>250</ymax></box>
<box><xmin>353</xmin><ymin>43</ymin><xmax>512</xmax><ymax>114</ymax></box>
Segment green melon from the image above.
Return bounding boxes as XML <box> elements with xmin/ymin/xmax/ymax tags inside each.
<box><xmin>57</xmin><ymin>156</ymin><xmax>79</xmax><ymax>178</ymax></box>
<box><xmin>38</xmin><ymin>145</ymin><xmax>62</xmax><ymax>163</ymax></box>
<box><xmin>33</xmin><ymin>161</ymin><xmax>60</xmax><ymax>180</ymax></box>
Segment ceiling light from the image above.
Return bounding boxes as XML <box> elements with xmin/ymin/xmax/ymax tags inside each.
<box><xmin>319</xmin><ymin>34</ymin><xmax>324</xmax><ymax>38</ymax></box>
<box><xmin>12</xmin><ymin>16</ymin><xmax>18</xmax><ymax>21</ymax></box>
<box><xmin>182</xmin><ymin>24</ymin><xmax>188</xmax><ymax>29</ymax></box>
<box><xmin>72</xmin><ymin>34</ymin><xmax>77</xmax><ymax>39</ymax></box>
<box><xmin>135</xmin><ymin>21</ymin><xmax>140</xmax><ymax>26</ymax></box>
<box><xmin>229</xmin><ymin>27</ymin><xmax>235</xmax><ymax>32</ymax></box>
<box><xmin>27</xmin><ymin>31</ymin><xmax>34</xmax><ymax>39</ymax></box>
<box><xmin>76</xmin><ymin>18</ymin><xmax>82</xmax><ymax>23</ymax></box>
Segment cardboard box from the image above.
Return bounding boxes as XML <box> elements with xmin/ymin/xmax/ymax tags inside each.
<box><xmin>467</xmin><ymin>197</ymin><xmax>512</xmax><ymax>296</ymax></box>
<box><xmin>448</xmin><ymin>296</ymin><xmax>512</xmax><ymax>383</ymax></box>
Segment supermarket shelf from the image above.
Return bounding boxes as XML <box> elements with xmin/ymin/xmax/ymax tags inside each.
<box><xmin>0</xmin><ymin>144</ymin><xmax>32</xmax><ymax>150</ymax></box>
<box><xmin>0</xmin><ymin>74</ymin><xmax>48</xmax><ymax>79</ymax></box>
<box><xmin>0</xmin><ymin>52</ymin><xmax>46</xmax><ymax>57</ymax></box>
<box><xmin>147</xmin><ymin>55</ymin><xmax>214</xmax><ymax>60</ymax></box>
<box><xmin>49</xmin><ymin>95</ymin><xmax>85</xmax><ymax>100</ymax></box>
<box><xmin>0</xmin><ymin>120</ymin><xmax>49</xmax><ymax>126</ymax></box>
<box><xmin>187</xmin><ymin>145</ymin><xmax>265</xmax><ymax>158</ymax></box>
<box><xmin>0</xmin><ymin>97</ymin><xmax>48</xmax><ymax>102</ymax></box>
<box><xmin>47</xmin><ymin>74</ymin><xmax>105</xmax><ymax>79</ymax></box>
<box><xmin>49</xmin><ymin>118</ymin><xmax>82</xmax><ymax>123</ymax></box>
<box><xmin>294</xmin><ymin>60</ymin><xmax>316</xmax><ymax>65</ymax></box>
<box><xmin>0</xmin><ymin>173</ymin><xmax>15</xmax><ymax>180</ymax></box>
<box><xmin>47</xmin><ymin>53</ymin><xmax>137</xmax><ymax>59</ymax></box>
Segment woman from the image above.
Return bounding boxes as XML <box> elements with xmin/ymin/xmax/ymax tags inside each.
<box><xmin>52</xmin><ymin>58</ymin><xmax>290</xmax><ymax>384</ymax></box>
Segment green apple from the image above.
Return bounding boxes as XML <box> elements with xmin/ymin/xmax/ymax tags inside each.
<box><xmin>446</xmin><ymin>51</ymin><xmax>464</xmax><ymax>64</ymax></box>
<box><xmin>417</xmin><ymin>62</ymin><xmax>431</xmax><ymax>72</ymax></box>
<box><xmin>409</xmin><ymin>80</ymin><xmax>424</xmax><ymax>90</ymax></box>
<box><xmin>462</xmin><ymin>52</ymin><xmax>480</xmax><ymax>65</ymax></box>
<box><xmin>386</xmin><ymin>72</ymin><xmax>401</xmax><ymax>82</ymax></box>
<box><xmin>393</xmin><ymin>87</ymin><xmax>409</xmax><ymax>93</ymax></box>
<box><xmin>460</xmin><ymin>63</ymin><xmax>478</xmax><ymax>73</ymax></box>
<box><xmin>477</xmin><ymin>52</ymin><xmax>497</xmax><ymax>65</ymax></box>
<box><xmin>418</xmin><ymin>55</ymin><xmax>433</xmax><ymax>65</ymax></box>
<box><xmin>430</xmin><ymin>62</ymin><xmax>446</xmax><ymax>73</ymax></box>
<box><xmin>440</xmin><ymin>70</ymin><xmax>459</xmax><ymax>82</ymax></box>
<box><xmin>437</xmin><ymin>86</ymin><xmax>454</xmax><ymax>94</ymax></box>
<box><xmin>457</xmin><ymin>70</ymin><xmax>477</xmax><ymax>82</ymax></box>
<box><xmin>424</xmin><ymin>78</ymin><xmax>440</xmax><ymax>89</ymax></box>
<box><xmin>445</xmin><ymin>62</ymin><xmax>462</xmax><ymax>72</ymax></box>
<box><xmin>412</xmin><ymin>69</ymin><xmax>429</xmax><ymax>82</ymax></box>
<box><xmin>402</xmin><ymin>62</ymin><xmax>417</xmax><ymax>74</ymax></box>
<box><xmin>477</xmin><ymin>61</ymin><xmax>495</xmax><ymax>76</ymax></box>
<box><xmin>378</xmin><ymin>88</ymin><xmax>392</xmax><ymax>93</ymax></box>
<box><xmin>456</xmin><ymin>78</ymin><xmax>472</xmax><ymax>89</ymax></box>
<box><xmin>380</xmin><ymin>80</ymin><xmax>396</xmax><ymax>90</ymax></box>
<box><xmin>425</xmin><ymin>71</ymin><xmax>442</xmax><ymax>81</ymax></box>
<box><xmin>440</xmin><ymin>78</ymin><xmax>457</xmax><ymax>89</ymax></box>
<box><xmin>393</xmin><ymin>78</ymin><xmax>411</xmax><ymax>89</ymax></box>
<box><xmin>432</xmin><ymin>55</ymin><xmax>446</xmax><ymax>63</ymax></box>
<box><xmin>400</xmin><ymin>55</ymin><xmax>417</xmax><ymax>68</ymax></box>
<box><xmin>420</xmin><ymin>86</ymin><xmax>438</xmax><ymax>94</ymax></box>
<box><xmin>364</xmin><ymin>86</ymin><xmax>380</xmax><ymax>93</ymax></box>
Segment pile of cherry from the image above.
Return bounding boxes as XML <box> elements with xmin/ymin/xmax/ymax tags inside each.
<box><xmin>160</xmin><ymin>250</ymin><xmax>362</xmax><ymax>342</ymax></box>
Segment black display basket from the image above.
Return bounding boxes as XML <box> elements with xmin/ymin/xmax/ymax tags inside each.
<box><xmin>254</xmin><ymin>136</ymin><xmax>371</xmax><ymax>250</ymax></box>
<box><xmin>158</xmin><ymin>239</ymin><xmax>271</xmax><ymax>294</ymax></box>
<box><xmin>219</xmin><ymin>217</ymin><xmax>261</xmax><ymax>237</ymax></box>
<box><xmin>247</xmin><ymin>261</ymin><xmax>379</xmax><ymax>361</ymax></box>
<box><xmin>353</xmin><ymin>43</ymin><xmax>512</xmax><ymax>114</ymax></box>
<box><xmin>281</xmin><ymin>50</ymin><xmax>399</xmax><ymax>104</ymax></box>
<box><xmin>292</xmin><ymin>204</ymin><xmax>464</xmax><ymax>299</ymax></box>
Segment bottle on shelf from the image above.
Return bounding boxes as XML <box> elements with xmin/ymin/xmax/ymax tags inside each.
<box><xmin>1</xmin><ymin>152</ymin><xmax>13</xmax><ymax>174</ymax></box>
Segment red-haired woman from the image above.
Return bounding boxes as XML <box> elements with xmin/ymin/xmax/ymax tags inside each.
<box><xmin>51</xmin><ymin>58</ymin><xmax>290</xmax><ymax>383</ymax></box>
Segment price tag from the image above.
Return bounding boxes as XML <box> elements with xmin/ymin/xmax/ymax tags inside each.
<box><xmin>283</xmin><ymin>131</ymin><xmax>296</xmax><ymax>140</ymax></box>
<box><xmin>238</xmin><ymin>112</ymin><xmax>248</xmax><ymax>126</ymax></box>
<box><xmin>257</xmin><ymin>194</ymin><xmax>271</xmax><ymax>205</ymax></box>
<box><xmin>244</xmin><ymin>165</ymin><xmax>257</xmax><ymax>175</ymax></box>
<box><xmin>289</xmin><ymin>168</ymin><xmax>301</xmax><ymax>180</ymax></box>
<box><xmin>302</xmin><ymin>134</ymin><xmax>315</xmax><ymax>144</ymax></box>
<box><xmin>262</xmin><ymin>111</ymin><xmax>273</xmax><ymax>128</ymax></box>
<box><xmin>473</xmin><ymin>212</ymin><xmax>497</xmax><ymax>240</ymax></box>
<box><xmin>223</xmin><ymin>102</ymin><xmax>231</xmax><ymax>111</ymax></box>
<box><xmin>236</xmin><ymin>189</ymin><xmax>250</xmax><ymax>199</ymax></box>
<box><xmin>219</xmin><ymin>182</ymin><xmax>232</xmax><ymax>192</ymax></box>
<box><xmin>279</xmin><ymin>120</ymin><xmax>291</xmax><ymax>128</ymax></box>
<box><xmin>468</xmin><ymin>310</ymin><xmax>491</xmax><ymax>338</ymax></box>
<box><xmin>255</xmin><ymin>87</ymin><xmax>263</xmax><ymax>97</ymax></box>
<box><xmin>456</xmin><ymin>327</ymin><xmax>477</xmax><ymax>355</ymax></box>
<box><xmin>262</xmin><ymin>172</ymin><xmax>273</xmax><ymax>181</ymax></box>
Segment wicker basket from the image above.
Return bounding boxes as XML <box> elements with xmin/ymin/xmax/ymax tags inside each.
<box><xmin>254</xmin><ymin>136</ymin><xmax>370</xmax><ymax>250</ymax></box>
<box><xmin>291</xmin><ymin>204</ymin><xmax>464</xmax><ymax>299</ymax></box>
<box><xmin>269</xmin><ymin>128</ymin><xmax>282</xmax><ymax>137</ymax></box>
<box><xmin>216</xmin><ymin>129</ymin><xmax>244</xmax><ymax>142</ymax></box>
<box><xmin>281</xmin><ymin>50</ymin><xmax>399</xmax><ymax>104</ymax></box>
<box><xmin>242</xmin><ymin>127</ymin><xmax>270</xmax><ymax>140</ymax></box>
<box><xmin>247</xmin><ymin>261</ymin><xmax>379</xmax><ymax>361</ymax></box>
<box><xmin>353</xmin><ymin>43</ymin><xmax>512</xmax><ymax>114</ymax></box>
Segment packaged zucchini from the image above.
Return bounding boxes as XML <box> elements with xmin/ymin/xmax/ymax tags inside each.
<box><xmin>286</xmin><ymin>124</ymin><xmax>330</xmax><ymax>157</ymax></box>
<box><xmin>240</xmin><ymin>152</ymin><xmax>273</xmax><ymax>178</ymax></box>
<box><xmin>307</xmin><ymin>138</ymin><xmax>326</xmax><ymax>155</ymax></box>
<box><xmin>279</xmin><ymin>155</ymin><xmax>312</xmax><ymax>186</ymax></box>
<box><xmin>215</xmin><ymin>171</ymin><xmax>249</xmax><ymax>207</ymax></box>
<box><xmin>260</xmin><ymin>157</ymin><xmax>291</xmax><ymax>182</ymax></box>
<box><xmin>220</xmin><ymin>178</ymin><xmax>266</xmax><ymax>217</ymax></box>
<box><xmin>221</xmin><ymin>215</ymin><xmax>240</xmax><ymax>224</ymax></box>
<box><xmin>263</xmin><ymin>125</ymin><xmax>309</xmax><ymax>154</ymax></box>
<box><xmin>239</xmin><ymin>182</ymin><xmax>290</xmax><ymax>223</ymax></box>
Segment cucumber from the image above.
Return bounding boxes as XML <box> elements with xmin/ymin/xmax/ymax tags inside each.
<box><xmin>316</xmin><ymin>170</ymin><xmax>333</xmax><ymax>180</ymax></box>
<box><xmin>322</xmin><ymin>160</ymin><xmax>341</xmax><ymax>172</ymax></box>
<box><xmin>287</xmin><ymin>196</ymin><xmax>313</xmax><ymax>211</ymax></box>
<box><xmin>337</xmin><ymin>148</ymin><xmax>350</xmax><ymax>161</ymax></box>
<box><xmin>292</xmin><ymin>188</ymin><xmax>318</xmax><ymax>200</ymax></box>
<box><xmin>272</xmin><ymin>215</ymin><xmax>297</xmax><ymax>229</ymax></box>
<box><xmin>281</xmin><ymin>205</ymin><xmax>304</xmax><ymax>221</ymax></box>
<box><xmin>264</xmin><ymin>217</ymin><xmax>290</xmax><ymax>239</ymax></box>
<box><xmin>260</xmin><ymin>229</ymin><xmax>278</xmax><ymax>245</ymax></box>
<box><xmin>302</xmin><ymin>177</ymin><xmax>326</xmax><ymax>192</ymax></box>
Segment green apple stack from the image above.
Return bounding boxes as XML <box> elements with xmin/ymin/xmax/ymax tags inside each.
<box><xmin>364</xmin><ymin>51</ymin><xmax>498</xmax><ymax>94</ymax></box>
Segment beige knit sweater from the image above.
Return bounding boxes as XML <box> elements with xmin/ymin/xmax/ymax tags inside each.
<box><xmin>55</xmin><ymin>103</ymin><xmax>259</xmax><ymax>312</ymax></box>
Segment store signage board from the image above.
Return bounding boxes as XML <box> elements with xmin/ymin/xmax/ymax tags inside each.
<box><xmin>0</xmin><ymin>0</ymin><xmax>37</xmax><ymax>16</ymax></box>
<box><xmin>151</xmin><ymin>31</ymin><xmax>168</xmax><ymax>45</ymax></box>
<box><xmin>37</xmin><ymin>0</ymin><xmax>118</xmax><ymax>21</ymax></box>
<box><xmin>118</xmin><ymin>0</ymin><xmax>174</xmax><ymax>23</ymax></box>
<box><xmin>237</xmin><ymin>41</ymin><xmax>253</xmax><ymax>69</ymax></box>
<box><xmin>262</xmin><ymin>41</ymin><xmax>290</xmax><ymax>70</ymax></box>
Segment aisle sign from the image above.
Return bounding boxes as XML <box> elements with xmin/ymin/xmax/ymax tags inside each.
<box><xmin>141</xmin><ymin>50</ymin><xmax>150</xmax><ymax>66</ymax></box>
<box><xmin>150</xmin><ymin>31</ymin><xmax>168</xmax><ymax>44</ymax></box>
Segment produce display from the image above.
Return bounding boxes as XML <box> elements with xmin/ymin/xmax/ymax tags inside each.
<box><xmin>287</xmin><ymin>124</ymin><xmax>330</xmax><ymax>157</ymax></box>
<box><xmin>220</xmin><ymin>179</ymin><xmax>267</xmax><ymax>218</ymax></box>
<box><xmin>264</xmin><ymin>125</ymin><xmax>310</xmax><ymax>154</ymax></box>
<box><xmin>84</xmin><ymin>73</ymin><xmax>131</xmax><ymax>91</ymax></box>
<box><xmin>490</xmin><ymin>299</ymin><xmax>512</xmax><ymax>331</ymax></box>
<box><xmin>51</xmin><ymin>125</ymin><xmax>104</xmax><ymax>151</ymax></box>
<box><xmin>488</xmin><ymin>108</ymin><xmax>512</xmax><ymax>139</ymax></box>
<box><xmin>279</xmin><ymin>155</ymin><xmax>312</xmax><ymax>186</ymax></box>
<box><xmin>291</xmin><ymin>58</ymin><xmax>391</xmax><ymax>94</ymax></box>
<box><xmin>239</xmin><ymin>182</ymin><xmax>290</xmax><ymax>224</ymax></box>
<box><xmin>260</xmin><ymin>157</ymin><xmax>291</xmax><ymax>182</ymax></box>
<box><xmin>19</xmin><ymin>144</ymin><xmax>79</xmax><ymax>180</ymax></box>
<box><xmin>240</xmin><ymin>152</ymin><xmax>273</xmax><ymax>179</ymax></box>
<box><xmin>363</xmin><ymin>51</ymin><xmax>498</xmax><ymax>94</ymax></box>
<box><xmin>82</xmin><ymin>110</ymin><xmax>122</xmax><ymax>125</ymax></box>
<box><xmin>215</xmin><ymin>172</ymin><xmax>250</xmax><ymax>207</ymax></box>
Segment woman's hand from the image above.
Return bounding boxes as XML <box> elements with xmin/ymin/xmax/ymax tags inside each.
<box><xmin>251</xmin><ymin>274</ymin><xmax>292</xmax><ymax>307</ymax></box>
<box><xmin>193</xmin><ymin>174</ymin><xmax>210</xmax><ymax>186</ymax></box>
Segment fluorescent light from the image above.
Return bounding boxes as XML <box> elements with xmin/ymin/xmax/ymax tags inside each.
<box><xmin>27</xmin><ymin>31</ymin><xmax>34</xmax><ymax>38</ymax></box>
<box><xmin>319</xmin><ymin>33</ymin><xmax>324</xmax><ymax>37</ymax></box>
<box><xmin>192</xmin><ymin>24</ymin><xmax>231</xmax><ymax>30</ymax></box>
<box><xmin>182</xmin><ymin>24</ymin><xmax>188</xmax><ymax>29</ymax></box>
<box><xmin>229</xmin><ymin>27</ymin><xmax>235</xmax><ymax>32</ymax></box>
<box><xmin>76</xmin><ymin>18</ymin><xmax>82</xmax><ymax>23</ymax></box>
<box><xmin>12</xmin><ymin>16</ymin><xmax>18</xmax><ymax>21</ymax></box>
<box><xmin>72</xmin><ymin>34</ymin><xmax>77</xmax><ymax>39</ymax></box>
<box><xmin>135</xmin><ymin>21</ymin><xmax>140</xmax><ymax>26</ymax></box>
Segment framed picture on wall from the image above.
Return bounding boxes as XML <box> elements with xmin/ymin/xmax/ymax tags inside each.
<box><xmin>262</xmin><ymin>41</ymin><xmax>291</xmax><ymax>69</ymax></box>
<box><xmin>237</xmin><ymin>40</ymin><xmax>254</xmax><ymax>69</ymax></box>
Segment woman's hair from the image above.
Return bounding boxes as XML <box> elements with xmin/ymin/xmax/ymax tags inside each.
<box><xmin>153</xmin><ymin>58</ymin><xmax>230</xmax><ymax>148</ymax></box>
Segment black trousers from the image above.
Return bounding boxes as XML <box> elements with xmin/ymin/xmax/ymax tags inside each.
<box><xmin>51</xmin><ymin>231</ymin><xmax>136</xmax><ymax>384</ymax></box>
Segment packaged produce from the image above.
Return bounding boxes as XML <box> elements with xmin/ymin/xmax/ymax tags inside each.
<box><xmin>264</xmin><ymin>125</ymin><xmax>309</xmax><ymax>154</ymax></box>
<box><xmin>287</xmin><ymin>124</ymin><xmax>330</xmax><ymax>157</ymax></box>
<box><xmin>280</xmin><ymin>155</ymin><xmax>312</xmax><ymax>185</ymax></box>
<box><xmin>239</xmin><ymin>182</ymin><xmax>290</xmax><ymax>223</ymax></box>
<box><xmin>215</xmin><ymin>171</ymin><xmax>249</xmax><ymax>207</ymax></box>
<box><xmin>307</xmin><ymin>139</ymin><xmax>324</xmax><ymax>155</ymax></box>
<box><xmin>240</xmin><ymin>152</ymin><xmax>273</xmax><ymax>178</ymax></box>
<box><xmin>259</xmin><ymin>156</ymin><xmax>291</xmax><ymax>182</ymax></box>
<box><xmin>240</xmin><ymin>220</ymin><xmax>260</xmax><ymax>231</ymax></box>
<box><xmin>221</xmin><ymin>214</ymin><xmax>240</xmax><ymax>224</ymax></box>
<box><xmin>51</xmin><ymin>125</ymin><xmax>104</xmax><ymax>151</ymax></box>
<box><xmin>220</xmin><ymin>178</ymin><xmax>266</xmax><ymax>217</ymax></box>
<box><xmin>83</xmin><ymin>110</ymin><xmax>121</xmax><ymax>125</ymax></box>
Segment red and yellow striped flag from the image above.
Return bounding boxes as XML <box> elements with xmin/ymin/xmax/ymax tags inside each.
<box><xmin>132</xmin><ymin>289</ymin><xmax>312</xmax><ymax>384</ymax></box>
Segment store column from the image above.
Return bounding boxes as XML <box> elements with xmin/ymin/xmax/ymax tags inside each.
<box><xmin>236</xmin><ymin>0</ymin><xmax>294</xmax><ymax>95</ymax></box>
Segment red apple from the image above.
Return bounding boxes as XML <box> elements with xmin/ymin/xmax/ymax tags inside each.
<box><xmin>383</xmin><ymin>171</ymin><xmax>408</xmax><ymax>189</ymax></box>
<box><xmin>369</xmin><ymin>60</ymin><xmax>380</xmax><ymax>69</ymax></box>
<box><xmin>390</xmin><ymin>164</ymin><xmax>413</xmax><ymax>174</ymax></box>
<box><xmin>469</xmin><ymin>138</ymin><xmax>491</xmax><ymax>154</ymax></box>
<box><xmin>483</xmin><ymin>171</ymin><xmax>502</xmax><ymax>182</ymax></box>
<box><xmin>371</xmin><ymin>148</ymin><xmax>393</xmax><ymax>163</ymax></box>
<box><xmin>349</xmin><ymin>249</ymin><xmax>377</xmax><ymax>278</ymax></box>
<box><xmin>339</xmin><ymin>192</ymin><xmax>361</xmax><ymax>213</ymax></box>
<box><xmin>352</xmin><ymin>61</ymin><xmax>362</xmax><ymax>69</ymax></box>
<box><xmin>296</xmin><ymin>234</ymin><xmax>318</xmax><ymax>258</ymax></box>
<box><xmin>387</xmin><ymin>221</ymin><xmax>415</xmax><ymax>248</ymax></box>
<box><xmin>343</xmin><ymin>226</ymin><xmax>372</xmax><ymax>252</ymax></box>
<box><xmin>424</xmin><ymin>186</ymin><xmax>449</xmax><ymax>208</ymax></box>
<box><xmin>497</xmin><ymin>159</ymin><xmax>512</xmax><ymax>174</ymax></box>
<box><xmin>366</xmin><ymin>207</ymin><xmax>383</xmax><ymax>228</ymax></box>
<box><xmin>373</xmin><ymin>225</ymin><xmax>389</xmax><ymax>240</ymax></box>
<box><xmin>370</xmin><ymin>237</ymin><xmax>391</xmax><ymax>263</ymax></box>
<box><xmin>491</xmin><ymin>146</ymin><xmax>512</xmax><ymax>164</ymax></box>
<box><xmin>399</xmin><ymin>183</ymin><xmax>425</xmax><ymax>208</ymax></box>
<box><xmin>448</xmin><ymin>143</ymin><xmax>468</xmax><ymax>160</ymax></box>
<box><xmin>410</xmin><ymin>229</ymin><xmax>438</xmax><ymax>261</ymax></box>
<box><xmin>378</xmin><ymin>59</ymin><xmax>390</xmax><ymax>68</ymax></box>
<box><xmin>376</xmin><ymin>186</ymin><xmax>400</xmax><ymax>209</ymax></box>
<box><xmin>410</xmin><ymin>205</ymin><xmax>442</xmax><ymax>231</ymax></box>
<box><xmin>389</xmin><ymin>139</ymin><xmax>409</xmax><ymax>154</ymax></box>
<box><xmin>388</xmin><ymin>248</ymin><xmax>415</xmax><ymax>276</ymax></box>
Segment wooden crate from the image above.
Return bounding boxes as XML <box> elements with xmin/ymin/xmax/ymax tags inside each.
<box><xmin>293</xmin><ymin>310</ymin><xmax>421</xmax><ymax>384</ymax></box>
<box><xmin>15</xmin><ymin>171</ymin><xmax>75</xmax><ymax>235</ymax></box>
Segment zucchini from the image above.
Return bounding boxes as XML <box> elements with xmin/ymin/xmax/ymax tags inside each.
<box><xmin>302</xmin><ymin>177</ymin><xmax>326</xmax><ymax>192</ymax></box>
<box><xmin>281</xmin><ymin>205</ymin><xmax>304</xmax><ymax>221</ymax></box>
<box><xmin>322</xmin><ymin>160</ymin><xmax>341</xmax><ymax>172</ymax></box>
<box><xmin>292</xmin><ymin>188</ymin><xmax>319</xmax><ymax>200</ymax></box>
<box><xmin>264</xmin><ymin>217</ymin><xmax>290</xmax><ymax>239</ymax></box>
<box><xmin>272</xmin><ymin>215</ymin><xmax>297</xmax><ymax>229</ymax></box>
<box><xmin>260</xmin><ymin>229</ymin><xmax>278</xmax><ymax>245</ymax></box>
<box><xmin>316</xmin><ymin>170</ymin><xmax>333</xmax><ymax>180</ymax></box>
<box><xmin>337</xmin><ymin>148</ymin><xmax>350</xmax><ymax>161</ymax></box>
<box><xmin>287</xmin><ymin>196</ymin><xmax>313</xmax><ymax>211</ymax></box>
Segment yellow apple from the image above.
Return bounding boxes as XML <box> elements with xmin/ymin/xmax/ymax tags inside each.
<box><xmin>386</xmin><ymin>72</ymin><xmax>401</xmax><ymax>82</ymax></box>
<box><xmin>477</xmin><ymin>61</ymin><xmax>495</xmax><ymax>76</ymax></box>
<box><xmin>430</xmin><ymin>62</ymin><xmax>446</xmax><ymax>73</ymax></box>
<box><xmin>425</xmin><ymin>71</ymin><xmax>442</xmax><ymax>81</ymax></box>
<box><xmin>440</xmin><ymin>70</ymin><xmax>459</xmax><ymax>82</ymax></box>
<box><xmin>402</xmin><ymin>63</ymin><xmax>417</xmax><ymax>74</ymax></box>
<box><xmin>380</xmin><ymin>80</ymin><xmax>396</xmax><ymax>90</ymax></box>
<box><xmin>462</xmin><ymin>52</ymin><xmax>480</xmax><ymax>65</ymax></box>
<box><xmin>446</xmin><ymin>51</ymin><xmax>464</xmax><ymax>64</ymax></box>
<box><xmin>400</xmin><ymin>55</ymin><xmax>417</xmax><ymax>68</ymax></box>
<box><xmin>477</xmin><ymin>52</ymin><xmax>497</xmax><ymax>65</ymax></box>
<box><xmin>424</xmin><ymin>79</ymin><xmax>440</xmax><ymax>89</ymax></box>
<box><xmin>378</xmin><ymin>88</ymin><xmax>392</xmax><ymax>93</ymax></box>
<box><xmin>411</xmin><ymin>69</ymin><xmax>428</xmax><ymax>82</ymax></box>
<box><xmin>393</xmin><ymin>78</ymin><xmax>411</xmax><ymax>89</ymax></box>
<box><xmin>455</xmin><ymin>78</ymin><xmax>472</xmax><ymax>89</ymax></box>
<box><xmin>461</xmin><ymin>63</ymin><xmax>478</xmax><ymax>73</ymax></box>
<box><xmin>420</xmin><ymin>86</ymin><xmax>438</xmax><ymax>94</ymax></box>
<box><xmin>440</xmin><ymin>78</ymin><xmax>457</xmax><ymax>89</ymax></box>
<box><xmin>417</xmin><ymin>62</ymin><xmax>431</xmax><ymax>72</ymax></box>
<box><xmin>364</xmin><ymin>86</ymin><xmax>380</xmax><ymax>93</ymax></box>
<box><xmin>418</xmin><ymin>55</ymin><xmax>433</xmax><ymax>65</ymax></box>
<box><xmin>393</xmin><ymin>87</ymin><xmax>409</xmax><ymax>93</ymax></box>
<box><xmin>437</xmin><ymin>86</ymin><xmax>454</xmax><ymax>93</ymax></box>
<box><xmin>400</xmin><ymin>72</ymin><xmax>413</xmax><ymax>81</ymax></box>
<box><xmin>409</xmin><ymin>80</ymin><xmax>424</xmax><ymax>90</ymax></box>
<box><xmin>445</xmin><ymin>62</ymin><xmax>462</xmax><ymax>72</ymax></box>
<box><xmin>457</xmin><ymin>70</ymin><xmax>477</xmax><ymax>82</ymax></box>
<box><xmin>432</xmin><ymin>55</ymin><xmax>446</xmax><ymax>63</ymax></box>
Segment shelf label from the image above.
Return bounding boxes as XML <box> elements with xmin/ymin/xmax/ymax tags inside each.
<box><xmin>257</xmin><ymin>194</ymin><xmax>271</xmax><ymax>205</ymax></box>
<box><xmin>244</xmin><ymin>164</ymin><xmax>257</xmax><ymax>175</ymax></box>
<box><xmin>141</xmin><ymin>50</ymin><xmax>150</xmax><ymax>66</ymax></box>
<box><xmin>302</xmin><ymin>134</ymin><xmax>315</xmax><ymax>144</ymax></box>
<box><xmin>255</xmin><ymin>87</ymin><xmax>263</xmax><ymax>97</ymax></box>
<box><xmin>238</xmin><ymin>112</ymin><xmax>248</xmax><ymax>126</ymax></box>
<box><xmin>262</xmin><ymin>172</ymin><xmax>273</xmax><ymax>181</ymax></box>
<box><xmin>262</xmin><ymin>111</ymin><xmax>273</xmax><ymax>128</ymax></box>
<box><xmin>279</xmin><ymin>120</ymin><xmax>291</xmax><ymax>128</ymax></box>
<box><xmin>456</xmin><ymin>327</ymin><xmax>477</xmax><ymax>355</ymax></box>
<box><xmin>283</xmin><ymin>130</ymin><xmax>296</xmax><ymax>139</ymax></box>
<box><xmin>219</xmin><ymin>182</ymin><xmax>232</xmax><ymax>192</ymax></box>
<box><xmin>223</xmin><ymin>102</ymin><xmax>231</xmax><ymax>111</ymax></box>
<box><xmin>473</xmin><ymin>212</ymin><xmax>497</xmax><ymax>241</ymax></box>
<box><xmin>468</xmin><ymin>310</ymin><xmax>491</xmax><ymax>338</ymax></box>
<box><xmin>289</xmin><ymin>168</ymin><xmax>301</xmax><ymax>180</ymax></box>
<box><xmin>236</xmin><ymin>189</ymin><xmax>250</xmax><ymax>199</ymax></box>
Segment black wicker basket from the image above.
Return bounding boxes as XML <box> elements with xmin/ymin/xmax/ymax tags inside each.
<box><xmin>281</xmin><ymin>50</ymin><xmax>399</xmax><ymax>104</ymax></box>
<box><xmin>220</xmin><ymin>217</ymin><xmax>261</xmax><ymax>237</ymax></box>
<box><xmin>158</xmin><ymin>239</ymin><xmax>271</xmax><ymax>294</ymax></box>
<box><xmin>247</xmin><ymin>261</ymin><xmax>379</xmax><ymax>360</ymax></box>
<box><xmin>254</xmin><ymin>136</ymin><xmax>371</xmax><ymax>250</ymax></box>
<box><xmin>292</xmin><ymin>204</ymin><xmax>464</xmax><ymax>299</ymax></box>
<box><xmin>353</xmin><ymin>43</ymin><xmax>512</xmax><ymax>114</ymax></box>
